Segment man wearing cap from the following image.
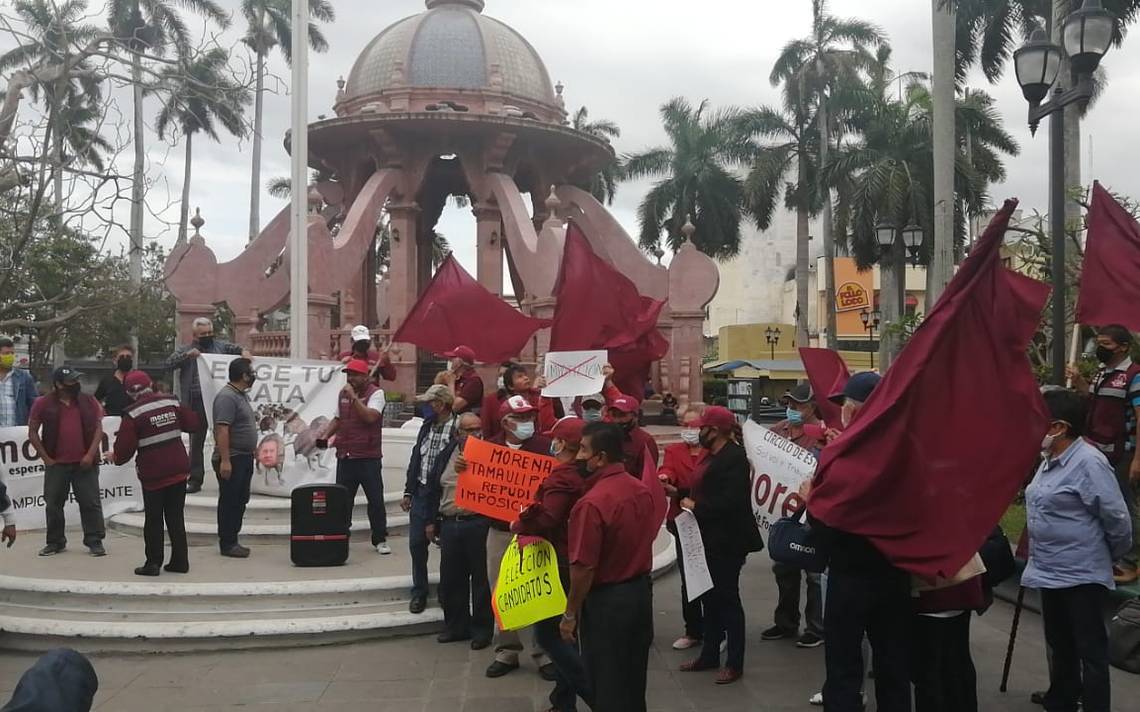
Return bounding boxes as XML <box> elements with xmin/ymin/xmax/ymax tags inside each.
<box><xmin>338</xmin><ymin>325</ymin><xmax>397</xmax><ymax>383</ymax></box>
<box><xmin>561</xmin><ymin>422</ymin><xmax>656</xmax><ymax>712</ymax></box>
<box><xmin>27</xmin><ymin>367</ymin><xmax>106</xmax><ymax>557</ymax></box>
<box><xmin>108</xmin><ymin>372</ymin><xmax>201</xmax><ymax>576</ymax></box>
<box><xmin>439</xmin><ymin>345</ymin><xmax>483</xmax><ymax>415</ymax></box>
<box><xmin>607</xmin><ymin>395</ymin><xmax>659</xmax><ymax>477</ymax></box>
<box><xmin>762</xmin><ymin>383</ymin><xmax>825</xmax><ymax>648</ymax></box>
<box><xmin>403</xmin><ymin>384</ymin><xmax>459</xmax><ymax>614</ymax></box>
<box><xmin>319</xmin><ymin>359</ymin><xmax>391</xmax><ymax>555</ymax></box>
<box><xmin>166</xmin><ymin>317</ymin><xmax>250</xmax><ymax>494</ymax></box>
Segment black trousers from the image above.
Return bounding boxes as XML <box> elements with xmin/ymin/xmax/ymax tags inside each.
<box><xmin>823</xmin><ymin>567</ymin><xmax>912</xmax><ymax>712</ymax></box>
<box><xmin>668</xmin><ymin>520</ymin><xmax>704</xmax><ymax>638</ymax></box>
<box><xmin>910</xmin><ymin>612</ymin><xmax>977</xmax><ymax>712</ymax></box>
<box><xmin>43</xmin><ymin>463</ymin><xmax>104</xmax><ymax>548</ymax></box>
<box><xmin>216</xmin><ymin>454</ymin><xmax>253</xmax><ymax>550</ymax></box>
<box><xmin>581</xmin><ymin>576</ymin><xmax>653</xmax><ymax>712</ymax></box>
<box><xmin>438</xmin><ymin>516</ymin><xmax>493</xmax><ymax>641</ymax></box>
<box><xmin>142</xmin><ymin>481</ymin><xmax>188</xmax><ymax>569</ymax></box>
<box><xmin>696</xmin><ymin>551</ymin><xmax>747</xmax><ymax>671</ymax></box>
<box><xmin>774</xmin><ymin>561</ymin><xmax>824</xmax><ymax>635</ymax></box>
<box><xmin>1040</xmin><ymin>584</ymin><xmax>1111</xmax><ymax>712</ymax></box>
<box><xmin>188</xmin><ymin>396</ymin><xmax>207</xmax><ymax>488</ymax></box>
<box><xmin>335</xmin><ymin>457</ymin><xmax>388</xmax><ymax>545</ymax></box>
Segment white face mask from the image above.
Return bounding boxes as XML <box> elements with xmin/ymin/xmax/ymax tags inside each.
<box><xmin>680</xmin><ymin>428</ymin><xmax>701</xmax><ymax>445</ymax></box>
<box><xmin>1041</xmin><ymin>431</ymin><xmax>1058</xmax><ymax>459</ymax></box>
<box><xmin>513</xmin><ymin>421</ymin><xmax>536</xmax><ymax>441</ymax></box>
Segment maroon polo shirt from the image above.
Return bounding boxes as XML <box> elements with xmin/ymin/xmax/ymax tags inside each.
<box><xmin>454</xmin><ymin>366</ymin><xmax>484</xmax><ymax>414</ymax></box>
<box><xmin>568</xmin><ymin>462</ymin><xmax>655</xmax><ymax>585</ymax></box>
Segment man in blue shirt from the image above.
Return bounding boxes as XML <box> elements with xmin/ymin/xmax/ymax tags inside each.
<box><xmin>0</xmin><ymin>337</ymin><xmax>37</xmax><ymax>427</ymax></box>
<box><xmin>1023</xmin><ymin>388</ymin><xmax>1132</xmax><ymax>712</ymax></box>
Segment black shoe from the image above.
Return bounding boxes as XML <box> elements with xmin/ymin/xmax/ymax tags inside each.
<box><xmin>538</xmin><ymin>662</ymin><xmax>558</xmax><ymax>682</ymax></box>
<box><xmin>409</xmin><ymin>595</ymin><xmax>427</xmax><ymax>614</ymax></box>
<box><xmin>186</xmin><ymin>482</ymin><xmax>202</xmax><ymax>494</ymax></box>
<box><xmin>87</xmin><ymin>543</ymin><xmax>106</xmax><ymax>557</ymax></box>
<box><xmin>471</xmin><ymin>638</ymin><xmax>491</xmax><ymax>651</ymax></box>
<box><xmin>485</xmin><ymin>660</ymin><xmax>519</xmax><ymax>678</ymax></box>
<box><xmin>796</xmin><ymin>632</ymin><xmax>824</xmax><ymax>648</ymax></box>
<box><xmin>38</xmin><ymin>544</ymin><xmax>65</xmax><ymax>557</ymax></box>
<box><xmin>134</xmin><ymin>564</ymin><xmax>161</xmax><ymax>576</ymax></box>
<box><xmin>220</xmin><ymin>544</ymin><xmax>250</xmax><ymax>558</ymax></box>
<box><xmin>1030</xmin><ymin>691</ymin><xmax>1046</xmax><ymax>706</ymax></box>
<box><xmin>436</xmin><ymin>631</ymin><xmax>470</xmax><ymax>644</ymax></box>
<box><xmin>760</xmin><ymin>625</ymin><xmax>795</xmax><ymax>641</ymax></box>
<box><xmin>164</xmin><ymin>563</ymin><xmax>189</xmax><ymax>574</ymax></box>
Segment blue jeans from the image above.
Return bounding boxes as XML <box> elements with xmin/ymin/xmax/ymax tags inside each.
<box><xmin>408</xmin><ymin>488</ymin><xmax>432</xmax><ymax>598</ymax></box>
<box><xmin>216</xmin><ymin>454</ymin><xmax>253</xmax><ymax>550</ymax></box>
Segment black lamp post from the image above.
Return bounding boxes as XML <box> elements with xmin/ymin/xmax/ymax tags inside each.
<box><xmin>1014</xmin><ymin>0</ymin><xmax>1115</xmax><ymax>384</ymax></box>
<box><xmin>765</xmin><ymin>326</ymin><xmax>781</xmax><ymax>361</ymax></box>
<box><xmin>875</xmin><ymin>220</ymin><xmax>917</xmax><ymax>318</ymax></box>
<box><xmin>859</xmin><ymin>307</ymin><xmax>881</xmax><ymax>370</ymax></box>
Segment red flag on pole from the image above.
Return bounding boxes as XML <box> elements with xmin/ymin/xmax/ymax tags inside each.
<box><xmin>798</xmin><ymin>348</ymin><xmax>850</xmax><ymax>428</ymax></box>
<box><xmin>391</xmin><ymin>254</ymin><xmax>551</xmax><ymax>363</ymax></box>
<box><xmin>807</xmin><ymin>200</ymin><xmax>1051</xmax><ymax>580</ymax></box>
<box><xmin>550</xmin><ymin>222</ymin><xmax>669</xmax><ymax>398</ymax></box>
<box><xmin>1075</xmin><ymin>182</ymin><xmax>1140</xmax><ymax>332</ymax></box>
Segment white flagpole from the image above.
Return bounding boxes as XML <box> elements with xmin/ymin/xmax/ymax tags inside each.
<box><xmin>289</xmin><ymin>0</ymin><xmax>310</xmax><ymax>360</ymax></box>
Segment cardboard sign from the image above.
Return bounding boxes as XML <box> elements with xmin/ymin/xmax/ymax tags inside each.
<box><xmin>674</xmin><ymin>510</ymin><xmax>713</xmax><ymax>601</ymax></box>
<box><xmin>742</xmin><ymin>420</ymin><xmax>818</xmax><ymax>535</ymax></box>
<box><xmin>541</xmin><ymin>350</ymin><xmax>608</xmax><ymax>398</ymax></box>
<box><xmin>457</xmin><ymin>437</ymin><xmax>556</xmax><ymax>521</ymax></box>
<box><xmin>836</xmin><ymin>281</ymin><xmax>871</xmax><ymax>312</ymax></box>
<box><xmin>492</xmin><ymin>535</ymin><xmax>567</xmax><ymax>630</ymax></box>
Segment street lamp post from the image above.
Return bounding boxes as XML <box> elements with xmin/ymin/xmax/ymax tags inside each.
<box><xmin>860</xmin><ymin>307</ymin><xmax>881</xmax><ymax>370</ymax></box>
<box><xmin>765</xmin><ymin>326</ymin><xmax>781</xmax><ymax>361</ymax></box>
<box><xmin>1014</xmin><ymin>0</ymin><xmax>1115</xmax><ymax>384</ymax></box>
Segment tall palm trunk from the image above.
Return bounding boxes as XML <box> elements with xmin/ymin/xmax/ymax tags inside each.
<box><xmin>879</xmin><ymin>236</ymin><xmax>904</xmax><ymax>369</ymax></box>
<box><xmin>177</xmin><ymin>131</ymin><xmax>193</xmax><ymax>245</ymax></box>
<box><xmin>248</xmin><ymin>14</ymin><xmax>266</xmax><ymax>243</ymax></box>
<box><xmin>929</xmin><ymin>0</ymin><xmax>956</xmax><ymax>304</ymax></box>
<box><xmin>795</xmin><ymin>201</ymin><xmax>810</xmax><ymax>349</ymax></box>
<box><xmin>129</xmin><ymin>54</ymin><xmax>144</xmax><ymax>294</ymax></box>
<box><xmin>818</xmin><ymin>89</ymin><xmax>837</xmax><ymax>349</ymax></box>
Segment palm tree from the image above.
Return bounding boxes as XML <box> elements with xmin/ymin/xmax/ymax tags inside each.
<box><xmin>622</xmin><ymin>98</ymin><xmax>752</xmax><ymax>260</ymax></box>
<box><xmin>106</xmin><ymin>0</ymin><xmax>229</xmax><ymax>298</ymax></box>
<box><xmin>241</xmin><ymin>0</ymin><xmax>335</xmax><ymax>243</ymax></box>
<box><xmin>769</xmin><ymin>0</ymin><xmax>885</xmax><ymax>349</ymax></box>
<box><xmin>149</xmin><ymin>48</ymin><xmax>250</xmax><ymax>245</ymax></box>
<box><xmin>571</xmin><ymin>106</ymin><xmax>623</xmax><ymax>205</ymax></box>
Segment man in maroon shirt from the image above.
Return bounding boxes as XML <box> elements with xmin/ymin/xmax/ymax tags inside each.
<box><xmin>606</xmin><ymin>395</ymin><xmax>659</xmax><ymax>476</ymax></box>
<box><xmin>561</xmin><ymin>422</ymin><xmax>656</xmax><ymax>712</ymax></box>
<box><xmin>27</xmin><ymin>367</ymin><xmax>106</xmax><ymax>557</ymax></box>
<box><xmin>440</xmin><ymin>345</ymin><xmax>483</xmax><ymax>415</ymax></box>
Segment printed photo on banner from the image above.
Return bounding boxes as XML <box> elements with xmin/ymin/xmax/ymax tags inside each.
<box><xmin>742</xmin><ymin>420</ymin><xmax>817</xmax><ymax>534</ymax></box>
<box><xmin>540</xmin><ymin>350</ymin><xmax>608</xmax><ymax>398</ymax></box>
<box><xmin>0</xmin><ymin>419</ymin><xmax>142</xmax><ymax>530</ymax></box>
<box><xmin>457</xmin><ymin>436</ymin><xmax>556</xmax><ymax>521</ymax></box>
<box><xmin>197</xmin><ymin>354</ymin><xmax>346</xmax><ymax>497</ymax></box>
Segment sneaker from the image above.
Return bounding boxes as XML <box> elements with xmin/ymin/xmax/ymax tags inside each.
<box><xmin>796</xmin><ymin>632</ymin><xmax>824</xmax><ymax>648</ymax></box>
<box><xmin>761</xmin><ymin>625</ymin><xmax>795</xmax><ymax>641</ymax></box>
<box><xmin>38</xmin><ymin>544</ymin><xmax>65</xmax><ymax>557</ymax></box>
<box><xmin>376</xmin><ymin>542</ymin><xmax>392</xmax><ymax>555</ymax></box>
<box><xmin>672</xmin><ymin>635</ymin><xmax>701</xmax><ymax>650</ymax></box>
<box><xmin>88</xmin><ymin>543</ymin><xmax>106</xmax><ymax>557</ymax></box>
<box><xmin>810</xmin><ymin>691</ymin><xmax>866</xmax><ymax>708</ymax></box>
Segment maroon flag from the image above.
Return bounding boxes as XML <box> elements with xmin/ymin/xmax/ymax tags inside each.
<box><xmin>392</xmin><ymin>255</ymin><xmax>551</xmax><ymax>363</ymax></box>
<box><xmin>550</xmin><ymin>222</ymin><xmax>669</xmax><ymax>398</ymax></box>
<box><xmin>807</xmin><ymin>200</ymin><xmax>1051</xmax><ymax>580</ymax></box>
<box><xmin>1075</xmin><ymin>182</ymin><xmax>1140</xmax><ymax>332</ymax></box>
<box><xmin>799</xmin><ymin>348</ymin><xmax>850</xmax><ymax>428</ymax></box>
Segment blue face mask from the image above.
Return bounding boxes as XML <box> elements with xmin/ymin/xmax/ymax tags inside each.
<box><xmin>514</xmin><ymin>421</ymin><xmax>536</xmax><ymax>441</ymax></box>
<box><xmin>786</xmin><ymin>407</ymin><xmax>803</xmax><ymax>425</ymax></box>
<box><xmin>419</xmin><ymin>404</ymin><xmax>434</xmax><ymax>419</ymax></box>
<box><xmin>582</xmin><ymin>408</ymin><xmax>603</xmax><ymax>422</ymax></box>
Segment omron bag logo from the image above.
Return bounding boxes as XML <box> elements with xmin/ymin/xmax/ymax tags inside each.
<box><xmin>836</xmin><ymin>282</ymin><xmax>870</xmax><ymax>312</ymax></box>
<box><xmin>789</xmin><ymin>542</ymin><xmax>816</xmax><ymax>555</ymax></box>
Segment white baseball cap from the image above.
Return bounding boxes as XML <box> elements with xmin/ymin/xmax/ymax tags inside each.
<box><xmin>350</xmin><ymin>325</ymin><xmax>371</xmax><ymax>342</ymax></box>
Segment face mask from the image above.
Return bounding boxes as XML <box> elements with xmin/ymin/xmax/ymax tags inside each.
<box><xmin>62</xmin><ymin>383</ymin><xmax>80</xmax><ymax>397</ymax></box>
<box><xmin>419</xmin><ymin>404</ymin><xmax>434</xmax><ymax>419</ymax></box>
<box><xmin>197</xmin><ymin>335</ymin><xmax>215</xmax><ymax>349</ymax></box>
<box><xmin>514</xmin><ymin>421</ymin><xmax>536</xmax><ymax>441</ymax></box>
<box><xmin>550</xmin><ymin>440</ymin><xmax>564</xmax><ymax>457</ymax></box>
<box><xmin>786</xmin><ymin>408</ymin><xmax>803</xmax><ymax>425</ymax></box>
<box><xmin>582</xmin><ymin>408</ymin><xmax>602</xmax><ymax>422</ymax></box>
<box><xmin>117</xmin><ymin>357</ymin><xmax>133</xmax><ymax>372</ymax></box>
<box><xmin>575</xmin><ymin>459</ymin><xmax>592</xmax><ymax>478</ymax></box>
<box><xmin>680</xmin><ymin>428</ymin><xmax>701</xmax><ymax>445</ymax></box>
<box><xmin>244</xmin><ymin>371</ymin><xmax>257</xmax><ymax>386</ymax></box>
<box><xmin>496</xmin><ymin>376</ymin><xmax>505</xmax><ymax>390</ymax></box>
<box><xmin>618</xmin><ymin>419</ymin><xmax>635</xmax><ymax>433</ymax></box>
<box><xmin>1040</xmin><ymin>432</ymin><xmax>1057</xmax><ymax>458</ymax></box>
<box><xmin>699</xmin><ymin>428</ymin><xmax>717</xmax><ymax>449</ymax></box>
<box><xmin>1095</xmin><ymin>346</ymin><xmax>1117</xmax><ymax>365</ymax></box>
<box><xmin>0</xmin><ymin>354</ymin><xmax>14</xmax><ymax>369</ymax></box>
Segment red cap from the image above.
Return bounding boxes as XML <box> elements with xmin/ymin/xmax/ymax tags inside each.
<box><xmin>543</xmin><ymin>416</ymin><xmax>585</xmax><ymax>444</ymax></box>
<box><xmin>123</xmin><ymin>371</ymin><xmax>152</xmax><ymax>395</ymax></box>
<box><xmin>343</xmin><ymin>359</ymin><xmax>371</xmax><ymax>375</ymax></box>
<box><xmin>608</xmin><ymin>395</ymin><xmax>640</xmax><ymax>414</ymax></box>
<box><xmin>695</xmin><ymin>405</ymin><xmax>736</xmax><ymax>430</ymax></box>
<box><xmin>498</xmin><ymin>394</ymin><xmax>538</xmax><ymax>420</ymax></box>
<box><xmin>441</xmin><ymin>345</ymin><xmax>476</xmax><ymax>363</ymax></box>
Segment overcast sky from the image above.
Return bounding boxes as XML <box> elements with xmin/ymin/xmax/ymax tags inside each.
<box><xmin>13</xmin><ymin>0</ymin><xmax>1140</xmax><ymax>273</ymax></box>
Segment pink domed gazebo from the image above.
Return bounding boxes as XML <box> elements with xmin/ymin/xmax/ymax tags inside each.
<box><xmin>164</xmin><ymin>0</ymin><xmax>719</xmax><ymax>406</ymax></box>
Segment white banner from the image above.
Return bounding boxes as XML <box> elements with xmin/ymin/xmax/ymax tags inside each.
<box><xmin>674</xmin><ymin>509</ymin><xmax>713</xmax><ymax>602</ymax></box>
<box><xmin>742</xmin><ymin>420</ymin><xmax>818</xmax><ymax>535</ymax></box>
<box><xmin>541</xmin><ymin>350</ymin><xmax>608</xmax><ymax>398</ymax></box>
<box><xmin>0</xmin><ymin>418</ymin><xmax>142</xmax><ymax>530</ymax></box>
<box><xmin>197</xmin><ymin>355</ymin><xmax>347</xmax><ymax>497</ymax></box>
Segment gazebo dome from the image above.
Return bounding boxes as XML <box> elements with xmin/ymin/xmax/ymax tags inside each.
<box><xmin>342</xmin><ymin>0</ymin><xmax>558</xmax><ymax>113</ymax></box>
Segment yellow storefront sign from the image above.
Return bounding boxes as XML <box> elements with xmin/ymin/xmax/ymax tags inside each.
<box><xmin>835</xmin><ymin>282</ymin><xmax>871</xmax><ymax>313</ymax></box>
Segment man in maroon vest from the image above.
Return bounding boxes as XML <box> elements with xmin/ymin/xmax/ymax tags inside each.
<box><xmin>27</xmin><ymin>367</ymin><xmax>106</xmax><ymax>557</ymax></box>
<box><xmin>319</xmin><ymin>359</ymin><xmax>390</xmax><ymax>555</ymax></box>
<box><xmin>108</xmin><ymin>371</ymin><xmax>201</xmax><ymax>576</ymax></box>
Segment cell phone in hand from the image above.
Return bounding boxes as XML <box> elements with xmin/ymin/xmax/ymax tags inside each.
<box><xmin>315</xmin><ymin>438</ymin><xmax>329</xmax><ymax>450</ymax></box>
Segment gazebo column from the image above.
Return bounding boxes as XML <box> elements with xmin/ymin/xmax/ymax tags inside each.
<box><xmin>474</xmin><ymin>202</ymin><xmax>503</xmax><ymax>296</ymax></box>
<box><xmin>386</xmin><ymin>202</ymin><xmax>421</xmax><ymax>400</ymax></box>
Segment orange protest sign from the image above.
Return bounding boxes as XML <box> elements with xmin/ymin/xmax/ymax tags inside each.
<box><xmin>457</xmin><ymin>437</ymin><xmax>557</xmax><ymax>521</ymax></box>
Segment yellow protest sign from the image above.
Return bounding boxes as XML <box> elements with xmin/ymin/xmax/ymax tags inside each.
<box><xmin>491</xmin><ymin>536</ymin><xmax>567</xmax><ymax>631</ymax></box>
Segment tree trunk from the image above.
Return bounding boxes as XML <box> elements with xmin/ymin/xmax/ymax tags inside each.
<box><xmin>177</xmin><ymin>132</ymin><xmax>193</xmax><ymax>246</ymax></box>
<box><xmin>795</xmin><ymin>204</ymin><xmax>810</xmax><ymax>350</ymax></box>
<box><xmin>249</xmin><ymin>43</ymin><xmax>266</xmax><ymax>243</ymax></box>
<box><xmin>129</xmin><ymin>54</ymin><xmax>145</xmax><ymax>350</ymax></box>
<box><xmin>819</xmin><ymin>91</ymin><xmax>837</xmax><ymax>350</ymax></box>
<box><xmin>928</xmin><ymin>0</ymin><xmax>956</xmax><ymax>305</ymax></box>
<box><xmin>878</xmin><ymin>236</ymin><xmax>904</xmax><ymax>370</ymax></box>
